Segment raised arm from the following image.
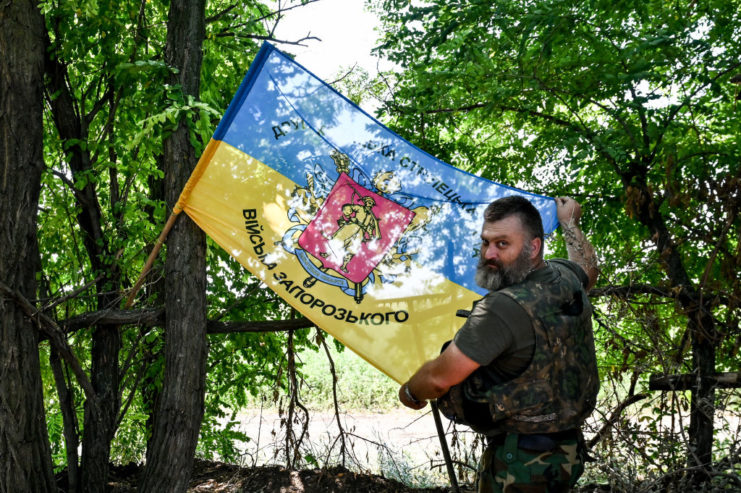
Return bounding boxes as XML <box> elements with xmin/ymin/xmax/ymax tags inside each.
<box><xmin>556</xmin><ymin>197</ymin><xmax>599</xmax><ymax>290</ymax></box>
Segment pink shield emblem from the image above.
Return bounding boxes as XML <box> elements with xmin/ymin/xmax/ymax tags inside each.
<box><xmin>298</xmin><ymin>173</ymin><xmax>415</xmax><ymax>283</ymax></box>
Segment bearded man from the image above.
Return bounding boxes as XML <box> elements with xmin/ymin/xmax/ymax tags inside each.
<box><xmin>398</xmin><ymin>195</ymin><xmax>600</xmax><ymax>492</ymax></box>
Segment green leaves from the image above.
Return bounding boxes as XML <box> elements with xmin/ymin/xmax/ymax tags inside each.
<box><xmin>114</xmin><ymin>60</ymin><xmax>170</xmax><ymax>89</ymax></box>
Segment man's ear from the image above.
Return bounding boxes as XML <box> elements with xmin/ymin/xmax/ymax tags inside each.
<box><xmin>530</xmin><ymin>237</ymin><xmax>542</xmax><ymax>260</ymax></box>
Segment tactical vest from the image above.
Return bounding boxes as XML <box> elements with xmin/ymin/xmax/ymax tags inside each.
<box><xmin>438</xmin><ymin>261</ymin><xmax>599</xmax><ymax>434</ymax></box>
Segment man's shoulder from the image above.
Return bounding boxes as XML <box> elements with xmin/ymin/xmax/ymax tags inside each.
<box><xmin>465</xmin><ymin>292</ymin><xmax>533</xmax><ymax>334</ymax></box>
<box><xmin>547</xmin><ymin>258</ymin><xmax>589</xmax><ymax>288</ymax></box>
<box><xmin>474</xmin><ymin>291</ymin><xmax>527</xmax><ymax>314</ymax></box>
<box><xmin>456</xmin><ymin>291</ymin><xmax>535</xmax><ymax>365</ymax></box>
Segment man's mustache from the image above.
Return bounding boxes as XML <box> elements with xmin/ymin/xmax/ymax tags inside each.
<box><xmin>479</xmin><ymin>258</ymin><xmax>502</xmax><ymax>270</ymax></box>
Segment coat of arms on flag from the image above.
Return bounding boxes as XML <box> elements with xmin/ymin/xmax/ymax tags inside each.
<box><xmin>282</xmin><ymin>150</ymin><xmax>425</xmax><ymax>304</ymax></box>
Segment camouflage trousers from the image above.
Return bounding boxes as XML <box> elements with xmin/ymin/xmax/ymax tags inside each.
<box><xmin>477</xmin><ymin>432</ymin><xmax>585</xmax><ymax>493</ymax></box>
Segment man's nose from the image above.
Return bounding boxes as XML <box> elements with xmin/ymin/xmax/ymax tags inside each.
<box><xmin>484</xmin><ymin>245</ymin><xmax>498</xmax><ymax>260</ymax></box>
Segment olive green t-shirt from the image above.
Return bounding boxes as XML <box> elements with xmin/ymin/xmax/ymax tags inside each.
<box><xmin>453</xmin><ymin>259</ymin><xmax>588</xmax><ymax>381</ymax></box>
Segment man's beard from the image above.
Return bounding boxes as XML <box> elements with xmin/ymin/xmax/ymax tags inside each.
<box><xmin>475</xmin><ymin>244</ymin><xmax>534</xmax><ymax>291</ymax></box>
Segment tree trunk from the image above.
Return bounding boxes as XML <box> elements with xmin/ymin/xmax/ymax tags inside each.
<box><xmin>688</xmin><ymin>308</ymin><xmax>717</xmax><ymax>481</ymax></box>
<box><xmin>139</xmin><ymin>0</ymin><xmax>207</xmax><ymax>491</ymax></box>
<box><xmin>0</xmin><ymin>1</ymin><xmax>57</xmax><ymax>491</ymax></box>
<box><xmin>627</xmin><ymin>179</ymin><xmax>718</xmax><ymax>480</ymax></box>
<box><xmin>80</xmin><ymin>314</ymin><xmax>120</xmax><ymax>493</ymax></box>
<box><xmin>43</xmin><ymin>22</ymin><xmax>123</xmax><ymax>493</ymax></box>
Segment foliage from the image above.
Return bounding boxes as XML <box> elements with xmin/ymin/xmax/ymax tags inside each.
<box><xmin>34</xmin><ymin>0</ymin><xmax>324</xmax><ymax>478</ymax></box>
<box><xmin>371</xmin><ymin>0</ymin><xmax>741</xmax><ymax>484</ymax></box>
<box><xmin>297</xmin><ymin>335</ymin><xmax>400</xmax><ymax>412</ymax></box>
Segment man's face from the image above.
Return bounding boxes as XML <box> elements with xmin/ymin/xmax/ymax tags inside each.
<box><xmin>475</xmin><ymin>215</ymin><xmax>537</xmax><ymax>291</ymax></box>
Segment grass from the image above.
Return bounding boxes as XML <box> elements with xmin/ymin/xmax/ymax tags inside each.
<box><xmin>297</xmin><ymin>339</ymin><xmax>402</xmax><ymax>412</ymax></box>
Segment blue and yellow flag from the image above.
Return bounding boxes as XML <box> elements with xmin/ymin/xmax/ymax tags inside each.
<box><xmin>176</xmin><ymin>42</ymin><xmax>558</xmax><ymax>383</ymax></box>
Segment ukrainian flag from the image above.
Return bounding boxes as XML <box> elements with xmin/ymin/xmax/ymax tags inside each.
<box><xmin>176</xmin><ymin>42</ymin><xmax>558</xmax><ymax>384</ymax></box>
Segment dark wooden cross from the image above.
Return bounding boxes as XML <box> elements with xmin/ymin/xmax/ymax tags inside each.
<box><xmin>649</xmin><ymin>372</ymin><xmax>741</xmax><ymax>391</ymax></box>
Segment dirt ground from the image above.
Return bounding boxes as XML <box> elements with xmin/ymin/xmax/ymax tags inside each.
<box><xmin>103</xmin><ymin>460</ymin><xmax>454</xmax><ymax>492</ymax></box>
<box><xmin>96</xmin><ymin>408</ymin><xmax>467</xmax><ymax>492</ymax></box>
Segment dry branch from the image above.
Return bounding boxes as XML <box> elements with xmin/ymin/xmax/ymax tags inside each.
<box><xmin>587</xmin><ymin>393</ymin><xmax>648</xmax><ymax>449</ymax></box>
<box><xmin>0</xmin><ymin>280</ymin><xmax>96</xmax><ymax>401</ymax></box>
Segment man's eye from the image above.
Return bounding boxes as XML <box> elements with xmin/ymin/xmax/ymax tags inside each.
<box><xmin>497</xmin><ymin>241</ymin><xmax>508</xmax><ymax>248</ymax></box>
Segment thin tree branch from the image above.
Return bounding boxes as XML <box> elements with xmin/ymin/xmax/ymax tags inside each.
<box><xmin>0</xmin><ymin>280</ymin><xmax>95</xmax><ymax>401</ymax></box>
<box><xmin>699</xmin><ymin>209</ymin><xmax>736</xmax><ymax>295</ymax></box>
<box><xmin>212</xmin><ymin>282</ymin><xmax>263</xmax><ymax>321</ymax></box>
<box><xmin>117</xmin><ymin>347</ymin><xmax>152</xmax><ymax>428</ymax></box>
<box><xmin>51</xmin><ymin>169</ymin><xmax>78</xmax><ymax>192</ymax></box>
<box><xmin>208</xmin><ymin>318</ymin><xmax>314</xmax><ymax>334</ymax></box>
<box><xmin>214</xmin><ymin>32</ymin><xmax>321</xmax><ymax>47</ymax></box>
<box><xmin>50</xmin><ymin>349</ymin><xmax>80</xmax><ymax>493</ymax></box>
<box><xmin>49</xmin><ymin>306</ymin><xmax>314</xmax><ymax>336</ymax></box>
<box><xmin>321</xmin><ymin>333</ymin><xmax>347</xmax><ymax>466</ymax></box>
<box><xmin>43</xmin><ymin>272</ymin><xmax>105</xmax><ymax>311</ymax></box>
<box><xmin>590</xmin><ymin>283</ymin><xmax>675</xmax><ymax>300</ymax></box>
<box><xmin>83</xmin><ymin>78</ymin><xmax>113</xmax><ymax>127</ymax></box>
<box><xmin>329</xmin><ymin>63</ymin><xmax>358</xmax><ymax>86</ymax></box>
<box><xmin>205</xmin><ymin>3</ymin><xmax>238</xmax><ymax>23</ymax></box>
<box><xmin>421</xmin><ymin>102</ymin><xmax>488</xmax><ymax>114</ymax></box>
<box><xmin>588</xmin><ymin>393</ymin><xmax>648</xmax><ymax>449</ymax></box>
<box><xmin>208</xmin><ymin>0</ymin><xmax>321</xmax><ymax>26</ymax></box>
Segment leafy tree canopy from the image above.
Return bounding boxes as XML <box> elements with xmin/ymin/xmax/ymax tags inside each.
<box><xmin>36</xmin><ymin>0</ymin><xmax>318</xmax><ymax>473</ymax></box>
<box><xmin>373</xmin><ymin>0</ymin><xmax>740</xmax><ymax>361</ymax></box>
<box><xmin>372</xmin><ymin>0</ymin><xmax>740</xmax><ymax>479</ymax></box>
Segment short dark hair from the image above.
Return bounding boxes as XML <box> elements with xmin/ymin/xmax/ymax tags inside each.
<box><xmin>483</xmin><ymin>195</ymin><xmax>544</xmax><ymax>244</ymax></box>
